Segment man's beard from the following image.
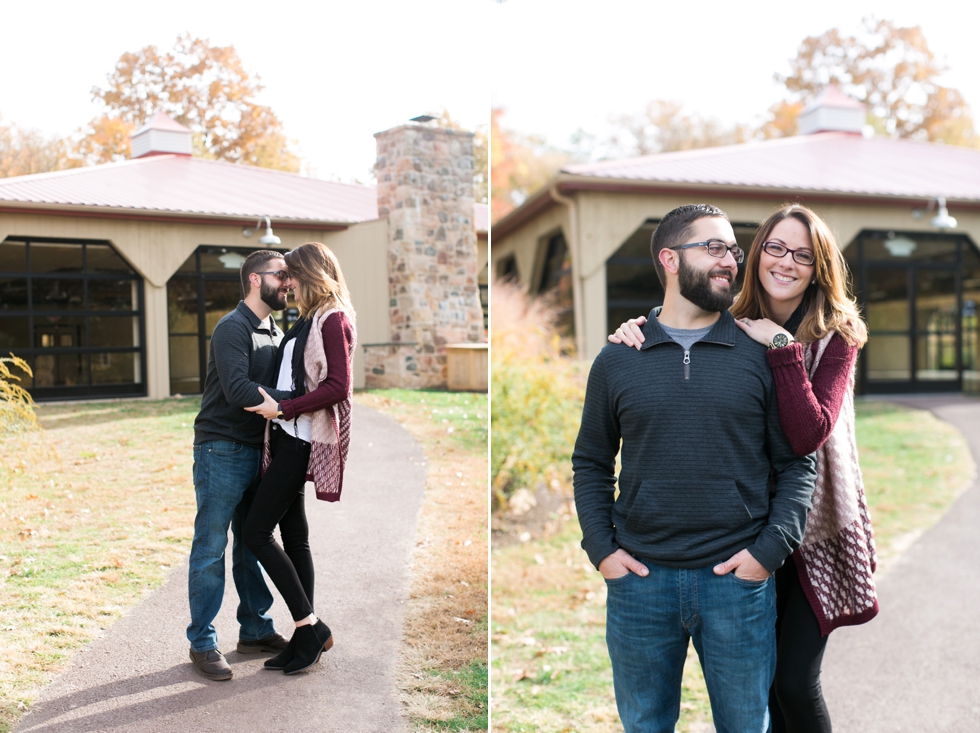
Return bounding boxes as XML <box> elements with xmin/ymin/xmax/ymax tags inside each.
<box><xmin>677</xmin><ymin>254</ymin><xmax>737</xmax><ymax>313</ymax></box>
<box><xmin>260</xmin><ymin>278</ymin><xmax>287</xmax><ymax>311</ymax></box>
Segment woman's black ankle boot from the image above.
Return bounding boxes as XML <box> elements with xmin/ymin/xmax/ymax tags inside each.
<box><xmin>283</xmin><ymin>620</ymin><xmax>333</xmax><ymax>675</ymax></box>
<box><xmin>264</xmin><ymin>633</ymin><xmax>297</xmax><ymax>670</ymax></box>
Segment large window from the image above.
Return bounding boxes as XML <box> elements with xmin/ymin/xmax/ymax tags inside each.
<box><xmin>167</xmin><ymin>246</ymin><xmax>288</xmax><ymax>395</ymax></box>
<box><xmin>844</xmin><ymin>231</ymin><xmax>980</xmax><ymax>394</ymax></box>
<box><xmin>536</xmin><ymin>232</ymin><xmax>575</xmax><ymax>338</ymax></box>
<box><xmin>0</xmin><ymin>237</ymin><xmax>145</xmax><ymax>400</ymax></box>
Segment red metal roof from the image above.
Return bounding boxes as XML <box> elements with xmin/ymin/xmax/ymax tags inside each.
<box><xmin>803</xmin><ymin>85</ymin><xmax>865</xmax><ymax>114</ymax></box>
<box><xmin>562</xmin><ymin>132</ymin><xmax>980</xmax><ymax>201</ymax></box>
<box><xmin>133</xmin><ymin>110</ymin><xmax>192</xmax><ymax>136</ymax></box>
<box><xmin>0</xmin><ymin>155</ymin><xmax>379</xmax><ymax>225</ymax></box>
<box><xmin>0</xmin><ymin>155</ymin><xmax>489</xmax><ymax>233</ymax></box>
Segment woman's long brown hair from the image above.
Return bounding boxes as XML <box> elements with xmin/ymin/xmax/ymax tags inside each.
<box><xmin>284</xmin><ymin>242</ymin><xmax>356</xmax><ymax>322</ymax></box>
<box><xmin>730</xmin><ymin>204</ymin><xmax>867</xmax><ymax>348</ymax></box>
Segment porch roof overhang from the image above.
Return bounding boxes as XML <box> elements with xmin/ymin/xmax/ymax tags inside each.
<box><xmin>493</xmin><ymin>132</ymin><xmax>980</xmax><ymax>241</ymax></box>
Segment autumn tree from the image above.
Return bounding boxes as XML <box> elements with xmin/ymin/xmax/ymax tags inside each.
<box><xmin>0</xmin><ymin>114</ymin><xmax>76</xmax><ymax>177</ymax></box>
<box><xmin>71</xmin><ymin>116</ymin><xmax>133</xmax><ymax>166</ymax></box>
<box><xmin>766</xmin><ymin>17</ymin><xmax>978</xmax><ymax>146</ymax></box>
<box><xmin>83</xmin><ymin>34</ymin><xmax>301</xmax><ymax>171</ymax></box>
<box><xmin>608</xmin><ymin>100</ymin><xmax>751</xmax><ymax>156</ymax></box>
<box><xmin>491</xmin><ymin>107</ymin><xmax>572</xmax><ymax>223</ymax></box>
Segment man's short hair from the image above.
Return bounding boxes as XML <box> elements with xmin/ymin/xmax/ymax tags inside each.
<box><xmin>240</xmin><ymin>250</ymin><xmax>285</xmax><ymax>297</ymax></box>
<box><xmin>650</xmin><ymin>204</ymin><xmax>730</xmax><ymax>287</ymax></box>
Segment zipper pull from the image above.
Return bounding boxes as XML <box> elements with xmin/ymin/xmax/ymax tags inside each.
<box><xmin>683</xmin><ymin>349</ymin><xmax>691</xmax><ymax>380</ymax></box>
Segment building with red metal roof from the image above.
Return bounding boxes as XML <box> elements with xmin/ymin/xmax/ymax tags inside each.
<box><xmin>493</xmin><ymin>88</ymin><xmax>980</xmax><ymax>394</ymax></box>
<box><xmin>0</xmin><ymin>113</ymin><xmax>487</xmax><ymax>400</ymax></box>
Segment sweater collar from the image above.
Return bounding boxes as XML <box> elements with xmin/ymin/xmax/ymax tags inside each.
<box><xmin>641</xmin><ymin>306</ymin><xmax>737</xmax><ymax>349</ymax></box>
<box><xmin>236</xmin><ymin>300</ymin><xmax>281</xmax><ymax>335</ymax></box>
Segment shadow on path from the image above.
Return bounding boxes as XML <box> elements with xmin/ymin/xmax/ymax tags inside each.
<box><xmin>16</xmin><ymin>404</ymin><xmax>427</xmax><ymax>733</ymax></box>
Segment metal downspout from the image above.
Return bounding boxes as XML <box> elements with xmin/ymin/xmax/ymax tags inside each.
<box><xmin>549</xmin><ymin>184</ymin><xmax>586</xmax><ymax>358</ymax></box>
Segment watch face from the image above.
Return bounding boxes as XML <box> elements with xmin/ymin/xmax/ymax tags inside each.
<box><xmin>771</xmin><ymin>333</ymin><xmax>790</xmax><ymax>348</ymax></box>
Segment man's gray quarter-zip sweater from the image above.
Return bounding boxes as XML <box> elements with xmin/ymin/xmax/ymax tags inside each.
<box><xmin>572</xmin><ymin>309</ymin><xmax>817</xmax><ymax>574</ymax></box>
<box><xmin>193</xmin><ymin>301</ymin><xmax>294</xmax><ymax>449</ymax></box>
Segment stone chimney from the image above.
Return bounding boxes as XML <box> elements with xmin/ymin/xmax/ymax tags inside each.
<box><xmin>797</xmin><ymin>85</ymin><xmax>866</xmax><ymax>135</ymax></box>
<box><xmin>368</xmin><ymin>123</ymin><xmax>483</xmax><ymax>388</ymax></box>
<box><xmin>131</xmin><ymin>111</ymin><xmax>193</xmax><ymax>159</ymax></box>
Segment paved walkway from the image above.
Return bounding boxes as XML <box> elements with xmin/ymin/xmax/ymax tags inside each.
<box><xmin>15</xmin><ymin>404</ymin><xmax>427</xmax><ymax>733</ymax></box>
<box><xmin>823</xmin><ymin>395</ymin><xmax>980</xmax><ymax>732</ymax></box>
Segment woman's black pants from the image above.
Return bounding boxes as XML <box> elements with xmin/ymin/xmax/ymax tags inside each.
<box><xmin>243</xmin><ymin>423</ymin><xmax>316</xmax><ymax>622</ymax></box>
<box><xmin>770</xmin><ymin>553</ymin><xmax>832</xmax><ymax>733</ymax></box>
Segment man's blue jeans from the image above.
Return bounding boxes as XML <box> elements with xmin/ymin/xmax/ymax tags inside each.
<box><xmin>605</xmin><ymin>560</ymin><xmax>776</xmax><ymax>733</ymax></box>
<box><xmin>187</xmin><ymin>441</ymin><xmax>276</xmax><ymax>652</ymax></box>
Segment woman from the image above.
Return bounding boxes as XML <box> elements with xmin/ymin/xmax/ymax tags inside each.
<box><xmin>243</xmin><ymin>241</ymin><xmax>356</xmax><ymax>675</ymax></box>
<box><xmin>610</xmin><ymin>204</ymin><xmax>877</xmax><ymax>732</ymax></box>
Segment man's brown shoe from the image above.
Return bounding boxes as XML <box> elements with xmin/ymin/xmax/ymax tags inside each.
<box><xmin>237</xmin><ymin>632</ymin><xmax>288</xmax><ymax>654</ymax></box>
<box><xmin>189</xmin><ymin>649</ymin><xmax>232</xmax><ymax>681</ymax></box>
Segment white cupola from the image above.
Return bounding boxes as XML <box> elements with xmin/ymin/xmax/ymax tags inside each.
<box><xmin>797</xmin><ymin>85</ymin><xmax>867</xmax><ymax>135</ymax></box>
<box><xmin>131</xmin><ymin>110</ymin><xmax>193</xmax><ymax>158</ymax></box>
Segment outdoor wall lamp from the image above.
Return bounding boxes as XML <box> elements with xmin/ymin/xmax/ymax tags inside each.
<box><xmin>241</xmin><ymin>216</ymin><xmax>282</xmax><ymax>245</ymax></box>
<box><xmin>912</xmin><ymin>197</ymin><xmax>958</xmax><ymax>229</ymax></box>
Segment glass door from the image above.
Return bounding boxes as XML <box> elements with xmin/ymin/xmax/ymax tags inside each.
<box><xmin>848</xmin><ymin>231</ymin><xmax>978</xmax><ymax>394</ymax></box>
<box><xmin>914</xmin><ymin>269</ymin><xmax>959</xmax><ymax>386</ymax></box>
<box><xmin>863</xmin><ymin>267</ymin><xmax>912</xmax><ymax>386</ymax></box>
<box><xmin>167</xmin><ymin>246</ymin><xmax>289</xmax><ymax>395</ymax></box>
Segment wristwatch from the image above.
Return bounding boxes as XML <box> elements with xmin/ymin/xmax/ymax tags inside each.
<box><xmin>768</xmin><ymin>333</ymin><xmax>794</xmax><ymax>350</ymax></box>
<box><xmin>276</xmin><ymin>403</ymin><xmax>284</xmax><ymax>420</ymax></box>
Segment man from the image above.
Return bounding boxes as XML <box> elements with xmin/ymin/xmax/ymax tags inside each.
<box><xmin>187</xmin><ymin>250</ymin><xmax>296</xmax><ymax>681</ymax></box>
<box><xmin>572</xmin><ymin>204</ymin><xmax>816</xmax><ymax>732</ymax></box>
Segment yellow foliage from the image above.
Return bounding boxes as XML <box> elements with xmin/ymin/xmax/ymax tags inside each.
<box><xmin>85</xmin><ymin>33</ymin><xmax>301</xmax><ymax>170</ymax></box>
<box><xmin>491</xmin><ymin>282</ymin><xmax>584</xmax><ymax>507</ymax></box>
<box><xmin>0</xmin><ymin>354</ymin><xmax>38</xmax><ymax>430</ymax></box>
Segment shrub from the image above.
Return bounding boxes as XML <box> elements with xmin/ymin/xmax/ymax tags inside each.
<box><xmin>491</xmin><ymin>282</ymin><xmax>584</xmax><ymax>508</ymax></box>
<box><xmin>0</xmin><ymin>354</ymin><xmax>38</xmax><ymax>431</ymax></box>
<box><xmin>0</xmin><ymin>354</ymin><xmax>49</xmax><ymax>475</ymax></box>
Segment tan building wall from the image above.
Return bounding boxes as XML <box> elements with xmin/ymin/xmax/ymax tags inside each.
<box><xmin>322</xmin><ymin>218</ymin><xmax>391</xmax><ymax>390</ymax></box>
<box><xmin>0</xmin><ymin>212</ymin><xmax>391</xmax><ymax>398</ymax></box>
<box><xmin>492</xmin><ymin>190</ymin><xmax>980</xmax><ymax>361</ymax></box>
<box><xmin>491</xmin><ymin>204</ymin><xmax>568</xmax><ymax>289</ymax></box>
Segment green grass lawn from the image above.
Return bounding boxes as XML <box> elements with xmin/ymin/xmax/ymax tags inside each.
<box><xmin>490</xmin><ymin>400</ymin><xmax>976</xmax><ymax>732</ymax></box>
<box><xmin>0</xmin><ymin>389</ymin><xmax>489</xmax><ymax>733</ymax></box>
<box><xmin>0</xmin><ymin>396</ymin><xmax>201</xmax><ymax>732</ymax></box>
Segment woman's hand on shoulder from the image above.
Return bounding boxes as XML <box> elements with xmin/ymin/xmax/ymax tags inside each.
<box><xmin>608</xmin><ymin>316</ymin><xmax>647</xmax><ymax>350</ymax></box>
<box><xmin>734</xmin><ymin>317</ymin><xmax>792</xmax><ymax>348</ymax></box>
<box><xmin>244</xmin><ymin>386</ymin><xmax>280</xmax><ymax>420</ymax></box>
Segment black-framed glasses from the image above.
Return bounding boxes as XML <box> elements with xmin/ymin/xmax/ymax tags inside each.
<box><xmin>668</xmin><ymin>239</ymin><xmax>744</xmax><ymax>264</ymax></box>
<box><xmin>761</xmin><ymin>241</ymin><xmax>815</xmax><ymax>266</ymax></box>
<box><xmin>256</xmin><ymin>270</ymin><xmax>289</xmax><ymax>280</ymax></box>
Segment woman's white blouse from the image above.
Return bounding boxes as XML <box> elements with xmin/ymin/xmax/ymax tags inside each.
<box><xmin>272</xmin><ymin>338</ymin><xmax>312</xmax><ymax>443</ymax></box>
